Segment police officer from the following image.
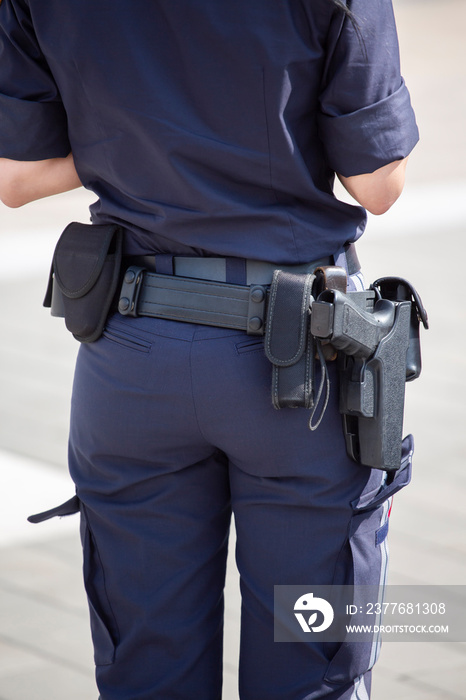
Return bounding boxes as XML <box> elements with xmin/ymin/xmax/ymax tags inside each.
<box><xmin>0</xmin><ymin>1</ymin><xmax>418</xmax><ymax>698</ymax></box>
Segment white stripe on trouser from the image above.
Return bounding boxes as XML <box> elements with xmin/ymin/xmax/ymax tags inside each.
<box><xmin>350</xmin><ymin>472</ymin><xmax>390</xmax><ymax>700</ymax></box>
<box><xmin>368</xmin><ymin>496</ymin><xmax>391</xmax><ymax>669</ymax></box>
<box><xmin>348</xmin><ymin>270</ymin><xmax>366</xmax><ymax>292</ymax></box>
<box><xmin>351</xmin><ymin>673</ymin><xmax>370</xmax><ymax>700</ymax></box>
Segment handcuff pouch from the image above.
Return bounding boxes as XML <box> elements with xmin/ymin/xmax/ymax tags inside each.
<box><xmin>264</xmin><ymin>270</ymin><xmax>316</xmax><ymax>408</ymax></box>
<box><xmin>43</xmin><ymin>222</ymin><xmax>123</xmax><ymax>342</ymax></box>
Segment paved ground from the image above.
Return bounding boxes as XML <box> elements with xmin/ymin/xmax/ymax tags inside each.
<box><xmin>1</xmin><ymin>0</ymin><xmax>465</xmax><ymax>698</ymax></box>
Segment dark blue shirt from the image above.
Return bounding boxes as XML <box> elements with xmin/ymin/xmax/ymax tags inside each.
<box><xmin>0</xmin><ymin>0</ymin><xmax>418</xmax><ymax>262</ymax></box>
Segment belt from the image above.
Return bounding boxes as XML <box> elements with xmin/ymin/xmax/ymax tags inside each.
<box><xmin>117</xmin><ymin>245</ymin><xmax>360</xmax><ymax>336</ymax></box>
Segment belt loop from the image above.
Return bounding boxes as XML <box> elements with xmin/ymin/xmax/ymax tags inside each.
<box><xmin>225</xmin><ymin>257</ymin><xmax>247</xmax><ymax>285</ymax></box>
<box><xmin>333</xmin><ymin>246</ymin><xmax>349</xmax><ymax>276</ymax></box>
<box><xmin>334</xmin><ymin>243</ymin><xmax>360</xmax><ymax>277</ymax></box>
<box><xmin>155</xmin><ymin>254</ymin><xmax>174</xmax><ymax>275</ymax></box>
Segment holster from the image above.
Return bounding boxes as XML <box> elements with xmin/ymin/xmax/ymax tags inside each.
<box><xmin>264</xmin><ymin>270</ymin><xmax>316</xmax><ymax>408</ymax></box>
<box><xmin>43</xmin><ymin>222</ymin><xmax>123</xmax><ymax>343</ymax></box>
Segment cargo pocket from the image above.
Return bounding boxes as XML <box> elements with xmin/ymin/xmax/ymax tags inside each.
<box><xmin>324</xmin><ymin>435</ymin><xmax>413</xmax><ymax>685</ymax></box>
<box><xmin>28</xmin><ymin>496</ymin><xmax>119</xmax><ymax>666</ymax></box>
<box><xmin>80</xmin><ymin>503</ymin><xmax>119</xmax><ymax>666</ymax></box>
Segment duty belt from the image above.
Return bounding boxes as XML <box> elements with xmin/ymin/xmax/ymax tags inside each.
<box><xmin>44</xmin><ymin>220</ymin><xmax>428</xmax><ymax>472</ymax></box>
<box><xmin>117</xmin><ymin>245</ymin><xmax>360</xmax><ymax>336</ymax></box>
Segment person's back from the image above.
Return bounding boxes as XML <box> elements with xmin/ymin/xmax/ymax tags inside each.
<box><xmin>0</xmin><ymin>0</ymin><xmax>417</xmax><ymax>257</ymax></box>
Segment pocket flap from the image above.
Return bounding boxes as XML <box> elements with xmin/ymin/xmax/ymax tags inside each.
<box><xmin>53</xmin><ymin>222</ymin><xmax>122</xmax><ymax>298</ymax></box>
<box><xmin>265</xmin><ymin>270</ymin><xmax>315</xmax><ymax>366</ymax></box>
<box><xmin>352</xmin><ymin>434</ymin><xmax>414</xmax><ymax>512</ymax></box>
<box><xmin>28</xmin><ymin>495</ymin><xmax>80</xmax><ymax>523</ymax></box>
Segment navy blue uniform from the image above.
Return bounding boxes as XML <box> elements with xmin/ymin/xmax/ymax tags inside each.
<box><xmin>0</xmin><ymin>1</ymin><xmax>418</xmax><ymax>698</ymax></box>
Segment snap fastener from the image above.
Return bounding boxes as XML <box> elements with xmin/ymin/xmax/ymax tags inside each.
<box><xmin>251</xmin><ymin>286</ymin><xmax>265</xmax><ymax>303</ymax></box>
<box><xmin>248</xmin><ymin>317</ymin><xmax>263</xmax><ymax>332</ymax></box>
<box><xmin>124</xmin><ymin>269</ymin><xmax>136</xmax><ymax>284</ymax></box>
<box><xmin>118</xmin><ymin>297</ymin><xmax>130</xmax><ymax>312</ymax></box>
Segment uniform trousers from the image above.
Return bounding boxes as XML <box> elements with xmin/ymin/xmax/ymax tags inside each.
<box><xmin>68</xmin><ymin>312</ymin><xmax>411</xmax><ymax>700</ymax></box>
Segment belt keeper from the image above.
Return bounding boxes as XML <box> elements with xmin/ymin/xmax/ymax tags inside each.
<box><xmin>118</xmin><ymin>266</ymin><xmax>145</xmax><ymax>317</ymax></box>
<box><xmin>313</xmin><ymin>266</ymin><xmax>347</xmax><ymax>361</ymax></box>
<box><xmin>247</xmin><ymin>285</ymin><xmax>267</xmax><ymax>335</ymax></box>
<box><xmin>314</xmin><ymin>265</ymin><xmax>347</xmax><ymax>295</ymax></box>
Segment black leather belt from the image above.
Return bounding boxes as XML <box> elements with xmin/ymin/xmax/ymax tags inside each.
<box><xmin>117</xmin><ymin>246</ymin><xmax>360</xmax><ymax>336</ymax></box>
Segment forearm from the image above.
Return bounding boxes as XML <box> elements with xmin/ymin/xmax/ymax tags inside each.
<box><xmin>0</xmin><ymin>153</ymin><xmax>82</xmax><ymax>208</ymax></box>
<box><xmin>338</xmin><ymin>158</ymin><xmax>408</xmax><ymax>216</ymax></box>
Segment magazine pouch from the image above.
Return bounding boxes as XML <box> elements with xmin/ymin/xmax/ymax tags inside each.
<box><xmin>43</xmin><ymin>222</ymin><xmax>123</xmax><ymax>342</ymax></box>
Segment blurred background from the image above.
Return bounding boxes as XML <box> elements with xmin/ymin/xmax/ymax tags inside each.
<box><xmin>1</xmin><ymin>0</ymin><xmax>465</xmax><ymax>697</ymax></box>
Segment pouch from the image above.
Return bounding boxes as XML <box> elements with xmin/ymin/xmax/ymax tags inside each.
<box><xmin>264</xmin><ymin>270</ymin><xmax>316</xmax><ymax>408</ymax></box>
<box><xmin>43</xmin><ymin>222</ymin><xmax>123</xmax><ymax>342</ymax></box>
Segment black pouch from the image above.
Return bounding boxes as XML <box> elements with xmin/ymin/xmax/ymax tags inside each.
<box><xmin>43</xmin><ymin>222</ymin><xmax>123</xmax><ymax>343</ymax></box>
<box><xmin>264</xmin><ymin>270</ymin><xmax>316</xmax><ymax>408</ymax></box>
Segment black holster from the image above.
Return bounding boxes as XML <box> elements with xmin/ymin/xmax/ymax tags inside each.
<box><xmin>43</xmin><ymin>222</ymin><xmax>123</xmax><ymax>343</ymax></box>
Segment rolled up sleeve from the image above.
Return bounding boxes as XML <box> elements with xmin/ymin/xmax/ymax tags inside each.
<box><xmin>0</xmin><ymin>0</ymin><xmax>70</xmax><ymax>160</ymax></box>
<box><xmin>318</xmin><ymin>0</ymin><xmax>419</xmax><ymax>177</ymax></box>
